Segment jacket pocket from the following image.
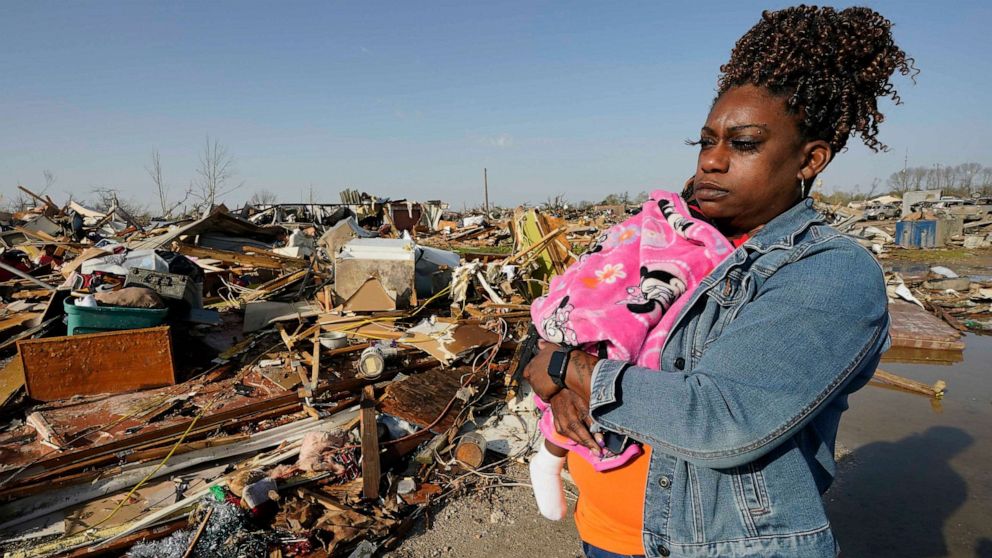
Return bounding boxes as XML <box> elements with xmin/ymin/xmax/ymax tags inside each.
<box><xmin>685</xmin><ymin>465</ymin><xmax>706</xmax><ymax>544</ymax></box>
<box><xmin>731</xmin><ymin>462</ymin><xmax>771</xmax><ymax>537</ymax></box>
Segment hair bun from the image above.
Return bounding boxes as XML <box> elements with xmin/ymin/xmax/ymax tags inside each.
<box><xmin>718</xmin><ymin>5</ymin><xmax>917</xmax><ymax>152</ymax></box>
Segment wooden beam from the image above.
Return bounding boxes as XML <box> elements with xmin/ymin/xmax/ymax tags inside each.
<box><xmin>360</xmin><ymin>385</ymin><xmax>380</xmax><ymax>500</ymax></box>
<box><xmin>310</xmin><ymin>331</ymin><xmax>321</xmax><ymax>390</ymax></box>
<box><xmin>17</xmin><ymin>185</ymin><xmax>60</xmax><ymax>212</ymax></box>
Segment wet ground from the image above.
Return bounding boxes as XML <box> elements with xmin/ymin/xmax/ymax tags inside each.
<box><xmin>827</xmin><ymin>334</ymin><xmax>992</xmax><ymax>557</ymax></box>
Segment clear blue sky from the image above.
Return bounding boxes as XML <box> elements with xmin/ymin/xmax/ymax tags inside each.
<box><xmin>2</xmin><ymin>1</ymin><xmax>990</xmax><ymax>210</ymax></box>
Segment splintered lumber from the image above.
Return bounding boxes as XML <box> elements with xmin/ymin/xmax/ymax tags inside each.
<box><xmin>310</xmin><ymin>331</ymin><xmax>321</xmax><ymax>390</ymax></box>
<box><xmin>242</xmin><ymin>269</ymin><xmax>310</xmax><ymax>302</ymax></box>
<box><xmin>17</xmin><ymin>185</ymin><xmax>60</xmax><ymax>213</ymax></box>
<box><xmin>18</xmin><ymin>326</ymin><xmax>176</xmax><ymax>402</ymax></box>
<box><xmin>174</xmin><ymin>244</ymin><xmax>295</xmax><ymax>270</ymax></box>
<box><xmin>360</xmin><ymin>385</ymin><xmax>380</xmax><ymax>500</ymax></box>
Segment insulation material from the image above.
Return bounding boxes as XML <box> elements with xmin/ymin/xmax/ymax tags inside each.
<box><xmin>127</xmin><ymin>500</ymin><xmax>271</xmax><ymax>558</ymax></box>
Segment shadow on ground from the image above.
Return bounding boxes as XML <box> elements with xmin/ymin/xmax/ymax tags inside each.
<box><xmin>826</xmin><ymin>426</ymin><xmax>972</xmax><ymax>557</ymax></box>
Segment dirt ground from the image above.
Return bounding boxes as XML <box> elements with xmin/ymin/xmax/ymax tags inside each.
<box><xmin>385</xmin><ymin>464</ymin><xmax>583</xmax><ymax>558</ymax></box>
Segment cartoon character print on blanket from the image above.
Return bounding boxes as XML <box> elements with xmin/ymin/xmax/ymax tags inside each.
<box><xmin>623</xmin><ymin>266</ymin><xmax>687</xmax><ymax>314</ymax></box>
<box><xmin>540</xmin><ymin>295</ymin><xmax>578</xmax><ymax>346</ymax></box>
<box><xmin>532</xmin><ymin>190</ymin><xmax>734</xmax><ymax>369</ymax></box>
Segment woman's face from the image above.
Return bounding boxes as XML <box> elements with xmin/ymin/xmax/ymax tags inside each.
<box><xmin>691</xmin><ymin>84</ymin><xmax>828</xmax><ymax>237</ymax></box>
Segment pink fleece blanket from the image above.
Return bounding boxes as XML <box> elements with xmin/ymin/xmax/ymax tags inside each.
<box><xmin>531</xmin><ymin>190</ymin><xmax>733</xmax><ymax>470</ymax></box>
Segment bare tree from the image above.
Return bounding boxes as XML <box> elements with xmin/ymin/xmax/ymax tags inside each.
<box><xmin>90</xmin><ymin>186</ymin><xmax>149</xmax><ymax>225</ymax></box>
<box><xmin>248</xmin><ymin>189</ymin><xmax>278</xmax><ymax>206</ymax></box>
<box><xmin>977</xmin><ymin>167</ymin><xmax>992</xmax><ymax>195</ymax></box>
<box><xmin>146</xmin><ymin>150</ymin><xmax>191</xmax><ymax>219</ymax></box>
<box><xmin>864</xmin><ymin>178</ymin><xmax>881</xmax><ymax>200</ymax></box>
<box><xmin>192</xmin><ymin>136</ymin><xmax>243</xmax><ymax>215</ymax></box>
<box><xmin>887</xmin><ymin>168</ymin><xmax>912</xmax><ymax>194</ymax></box>
<box><xmin>955</xmin><ymin>162</ymin><xmax>982</xmax><ymax>194</ymax></box>
<box><xmin>41</xmin><ymin>170</ymin><xmax>56</xmax><ymax>194</ymax></box>
<box><xmin>6</xmin><ymin>184</ymin><xmax>32</xmax><ymax>212</ymax></box>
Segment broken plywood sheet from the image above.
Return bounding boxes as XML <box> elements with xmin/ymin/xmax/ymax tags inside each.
<box><xmin>888</xmin><ymin>300</ymin><xmax>966</xmax><ymax>351</ymax></box>
<box><xmin>400</xmin><ymin>320</ymin><xmax>499</xmax><ymax>365</ymax></box>
<box><xmin>320</xmin><ymin>315</ymin><xmax>404</xmax><ymax>341</ymax></box>
<box><xmin>341</xmin><ymin>277</ymin><xmax>396</xmax><ymax>313</ymax></box>
<box><xmin>63</xmin><ymin>479</ymin><xmax>177</xmax><ymax>536</ymax></box>
<box><xmin>18</xmin><ymin>326</ymin><xmax>175</xmax><ymax>402</ymax></box>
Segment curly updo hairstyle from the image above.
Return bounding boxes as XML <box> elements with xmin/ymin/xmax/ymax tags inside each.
<box><xmin>718</xmin><ymin>5</ymin><xmax>917</xmax><ymax>153</ymax></box>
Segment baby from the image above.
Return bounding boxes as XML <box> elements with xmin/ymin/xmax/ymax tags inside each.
<box><xmin>527</xmin><ymin>190</ymin><xmax>733</xmax><ymax>520</ymax></box>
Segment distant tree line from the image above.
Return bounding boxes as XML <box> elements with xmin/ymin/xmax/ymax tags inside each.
<box><xmin>4</xmin><ymin>136</ymin><xmax>273</xmax><ymax>222</ymax></box>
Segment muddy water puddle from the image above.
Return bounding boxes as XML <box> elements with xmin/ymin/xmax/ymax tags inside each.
<box><xmin>826</xmin><ymin>334</ymin><xmax>992</xmax><ymax>557</ymax></box>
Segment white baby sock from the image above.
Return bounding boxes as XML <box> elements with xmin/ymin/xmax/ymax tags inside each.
<box><xmin>529</xmin><ymin>442</ymin><xmax>567</xmax><ymax>521</ymax></box>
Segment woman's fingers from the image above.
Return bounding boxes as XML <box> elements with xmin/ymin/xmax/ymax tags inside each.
<box><xmin>550</xmin><ymin>390</ymin><xmax>600</xmax><ymax>456</ymax></box>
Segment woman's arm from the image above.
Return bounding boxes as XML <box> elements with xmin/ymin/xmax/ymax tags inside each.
<box><xmin>588</xmin><ymin>240</ymin><xmax>889</xmax><ymax>469</ymax></box>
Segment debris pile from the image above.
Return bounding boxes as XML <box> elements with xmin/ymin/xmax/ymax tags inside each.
<box><xmin>0</xmin><ymin>186</ymin><xmax>585</xmax><ymax>557</ymax></box>
<box><xmin>817</xmin><ymin>196</ymin><xmax>992</xmax><ymax>333</ymax></box>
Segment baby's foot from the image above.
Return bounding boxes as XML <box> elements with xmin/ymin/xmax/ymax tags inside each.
<box><xmin>529</xmin><ymin>443</ymin><xmax>567</xmax><ymax>520</ymax></box>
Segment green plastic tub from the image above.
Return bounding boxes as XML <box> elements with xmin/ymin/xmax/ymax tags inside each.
<box><xmin>64</xmin><ymin>298</ymin><xmax>168</xmax><ymax>336</ymax></box>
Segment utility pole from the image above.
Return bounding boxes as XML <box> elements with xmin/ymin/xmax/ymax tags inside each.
<box><xmin>483</xmin><ymin>168</ymin><xmax>490</xmax><ymax>216</ymax></box>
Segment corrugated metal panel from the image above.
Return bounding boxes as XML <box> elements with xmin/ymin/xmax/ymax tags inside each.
<box><xmin>896</xmin><ymin>220</ymin><xmax>939</xmax><ymax>248</ymax></box>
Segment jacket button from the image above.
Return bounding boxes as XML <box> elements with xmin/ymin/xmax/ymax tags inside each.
<box><xmin>658</xmin><ymin>475</ymin><xmax>671</xmax><ymax>488</ymax></box>
<box><xmin>658</xmin><ymin>545</ymin><xmax>671</xmax><ymax>556</ymax></box>
<box><xmin>674</xmin><ymin>357</ymin><xmax>685</xmax><ymax>370</ymax></box>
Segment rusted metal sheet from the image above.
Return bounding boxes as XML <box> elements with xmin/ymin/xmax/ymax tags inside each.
<box><xmin>18</xmin><ymin>326</ymin><xmax>176</xmax><ymax>402</ymax></box>
<box><xmin>888</xmin><ymin>301</ymin><xmax>966</xmax><ymax>351</ymax></box>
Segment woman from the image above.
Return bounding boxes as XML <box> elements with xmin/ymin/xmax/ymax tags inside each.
<box><xmin>524</xmin><ymin>6</ymin><xmax>915</xmax><ymax>558</ymax></box>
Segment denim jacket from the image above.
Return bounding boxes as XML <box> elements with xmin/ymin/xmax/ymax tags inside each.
<box><xmin>588</xmin><ymin>199</ymin><xmax>890</xmax><ymax>558</ymax></box>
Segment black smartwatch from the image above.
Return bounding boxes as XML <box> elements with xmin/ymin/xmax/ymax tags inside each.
<box><xmin>547</xmin><ymin>346</ymin><xmax>575</xmax><ymax>389</ymax></box>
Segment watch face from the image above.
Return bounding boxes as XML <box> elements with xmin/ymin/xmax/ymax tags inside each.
<box><xmin>548</xmin><ymin>350</ymin><xmax>568</xmax><ymax>385</ymax></box>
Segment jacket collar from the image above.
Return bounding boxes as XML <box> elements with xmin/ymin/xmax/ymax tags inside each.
<box><xmin>741</xmin><ymin>198</ymin><xmax>825</xmax><ymax>253</ymax></box>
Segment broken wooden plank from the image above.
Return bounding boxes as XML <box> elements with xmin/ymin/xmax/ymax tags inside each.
<box><xmin>872</xmin><ymin>368</ymin><xmax>947</xmax><ymax>398</ymax></box>
<box><xmin>360</xmin><ymin>385</ymin><xmax>380</xmax><ymax>500</ymax></box>
<box><xmin>310</xmin><ymin>331</ymin><xmax>321</xmax><ymax>390</ymax></box>
<box><xmin>175</xmin><ymin>244</ymin><xmax>295</xmax><ymax>270</ymax></box>
<box><xmin>18</xmin><ymin>326</ymin><xmax>175</xmax><ymax>402</ymax></box>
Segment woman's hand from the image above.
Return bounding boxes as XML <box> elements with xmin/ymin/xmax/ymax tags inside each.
<box><xmin>522</xmin><ymin>340</ymin><xmax>563</xmax><ymax>401</ymax></box>
<box><xmin>550</xmin><ymin>389</ymin><xmax>601</xmax><ymax>456</ymax></box>
<box><xmin>523</xmin><ymin>340</ymin><xmax>599</xmax><ymax>401</ymax></box>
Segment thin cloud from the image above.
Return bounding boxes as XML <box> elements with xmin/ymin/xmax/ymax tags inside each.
<box><xmin>481</xmin><ymin>133</ymin><xmax>514</xmax><ymax>148</ymax></box>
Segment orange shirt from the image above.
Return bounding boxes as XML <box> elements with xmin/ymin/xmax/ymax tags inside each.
<box><xmin>569</xmin><ymin>445</ymin><xmax>651</xmax><ymax>555</ymax></box>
